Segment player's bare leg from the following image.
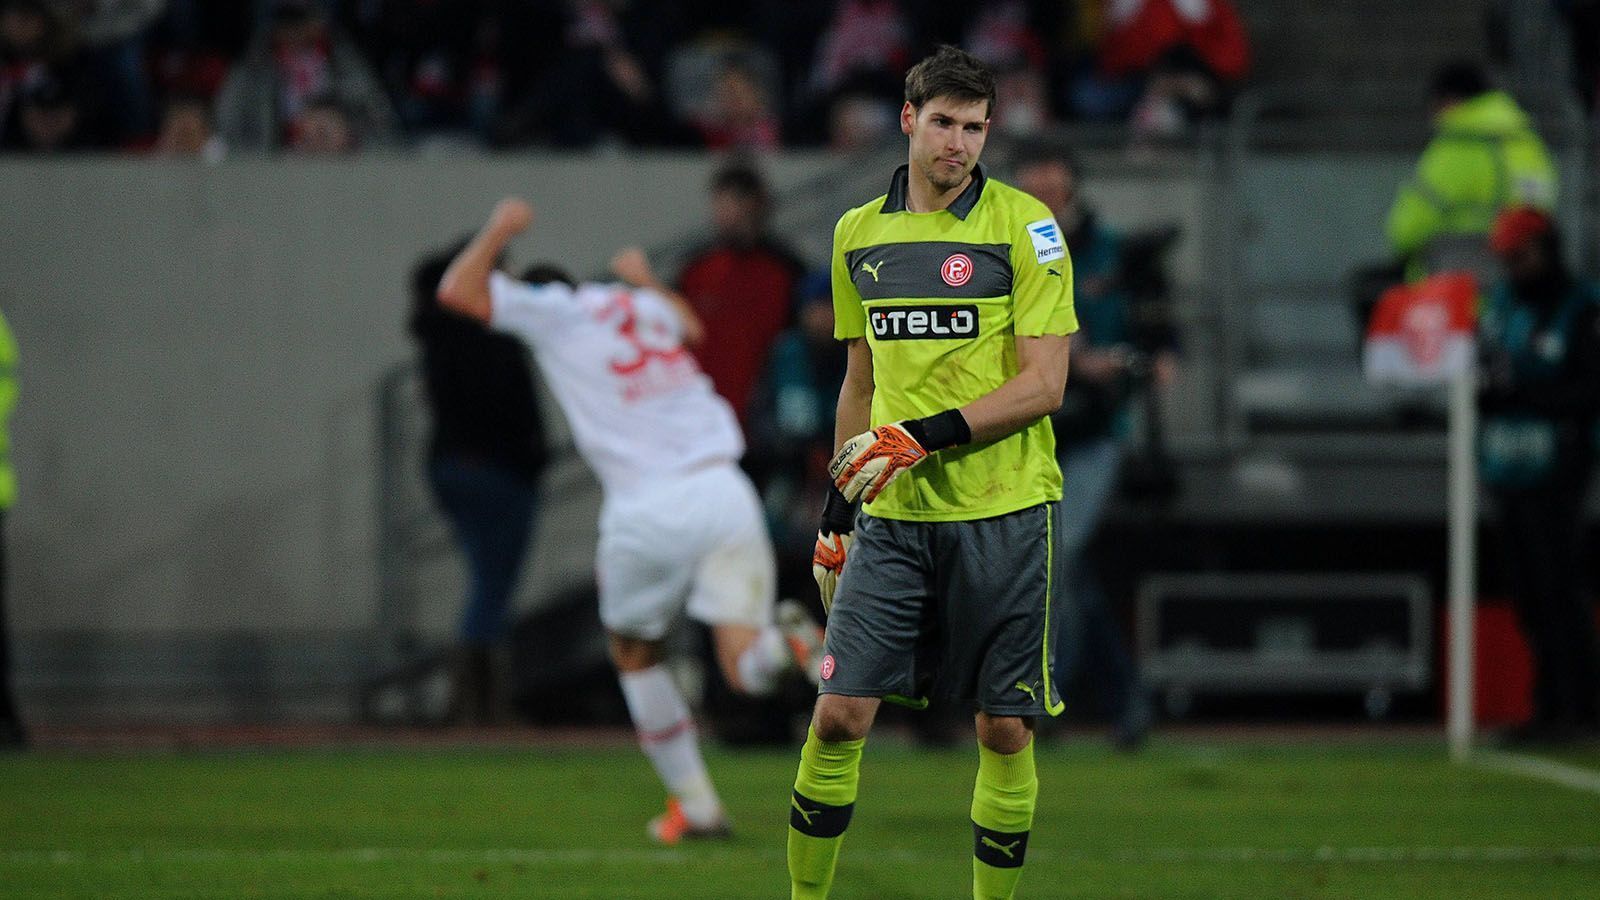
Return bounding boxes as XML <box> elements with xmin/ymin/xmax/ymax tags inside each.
<box><xmin>711</xmin><ymin>607</ymin><xmax>825</xmax><ymax>697</ymax></box>
<box><xmin>789</xmin><ymin>694</ymin><xmax>878</xmax><ymax>899</ymax></box>
<box><xmin>974</xmin><ymin>712</ymin><xmax>1032</xmax><ymax>754</ymax></box>
<box><xmin>811</xmin><ymin>693</ymin><xmax>879</xmax><ymax>743</ymax></box>
<box><xmin>971</xmin><ymin>713</ymin><xmax>1038</xmax><ymax>900</ymax></box>
<box><xmin>607</xmin><ymin>632</ymin><xmax>731</xmax><ymax>844</ymax></box>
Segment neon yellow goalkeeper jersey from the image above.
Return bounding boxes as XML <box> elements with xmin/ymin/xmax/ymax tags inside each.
<box><xmin>832</xmin><ymin>163</ymin><xmax>1078</xmax><ymax>522</ymax></box>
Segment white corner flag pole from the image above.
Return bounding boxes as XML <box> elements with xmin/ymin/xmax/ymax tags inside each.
<box><xmin>1446</xmin><ymin>370</ymin><xmax>1478</xmax><ymax>761</ymax></box>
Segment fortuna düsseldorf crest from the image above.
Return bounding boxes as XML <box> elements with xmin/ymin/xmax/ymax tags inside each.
<box><xmin>941</xmin><ymin>253</ymin><xmax>972</xmax><ymax>287</ymax></box>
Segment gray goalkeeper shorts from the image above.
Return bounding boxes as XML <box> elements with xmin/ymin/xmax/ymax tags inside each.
<box><xmin>819</xmin><ymin>501</ymin><xmax>1067</xmax><ymax>717</ymax></box>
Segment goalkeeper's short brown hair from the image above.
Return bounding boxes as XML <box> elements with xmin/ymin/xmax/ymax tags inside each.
<box><xmin>903</xmin><ymin>45</ymin><xmax>997</xmax><ymax>118</ymax></box>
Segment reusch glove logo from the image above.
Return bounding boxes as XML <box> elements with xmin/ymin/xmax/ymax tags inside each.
<box><xmin>869</xmin><ymin>304</ymin><xmax>979</xmax><ymax>340</ymax></box>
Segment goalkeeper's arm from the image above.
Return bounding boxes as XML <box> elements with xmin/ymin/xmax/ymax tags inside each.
<box><xmin>812</xmin><ymin>338</ymin><xmax>873</xmax><ymax>611</ymax></box>
<box><xmin>833</xmin><ymin>338</ymin><xmax>874</xmax><ymax>451</ymax></box>
<box><xmin>958</xmin><ymin>333</ymin><xmax>1072</xmax><ymax>441</ymax></box>
<box><xmin>830</xmin><ymin>333</ymin><xmax>1072</xmax><ymax>502</ymax></box>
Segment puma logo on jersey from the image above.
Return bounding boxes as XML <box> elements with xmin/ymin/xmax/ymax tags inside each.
<box><xmin>791</xmin><ymin>797</ymin><xmax>821</xmax><ymax>827</ymax></box>
<box><xmin>1014</xmin><ymin>681</ymin><xmax>1038</xmax><ymax>700</ymax></box>
<box><xmin>981</xmin><ymin>836</ymin><xmax>1022</xmax><ymax>859</ymax></box>
<box><xmin>860</xmin><ymin>260</ymin><xmax>885</xmax><ymax>282</ymax></box>
<box><xmin>1046</xmin><ymin>267</ymin><xmax>1062</xmax><ymax>278</ymax></box>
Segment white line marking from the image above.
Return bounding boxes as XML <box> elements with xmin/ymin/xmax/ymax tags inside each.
<box><xmin>4</xmin><ymin>846</ymin><xmax>1599</xmax><ymax>866</ymax></box>
<box><xmin>1472</xmin><ymin>750</ymin><xmax>1600</xmax><ymax>797</ymax></box>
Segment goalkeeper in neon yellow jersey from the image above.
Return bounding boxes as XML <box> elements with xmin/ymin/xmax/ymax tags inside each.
<box><xmin>791</xmin><ymin>45</ymin><xmax>1077</xmax><ymax>900</ymax></box>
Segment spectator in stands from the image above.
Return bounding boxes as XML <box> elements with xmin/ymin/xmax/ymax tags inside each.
<box><xmin>1557</xmin><ymin>0</ymin><xmax>1599</xmax><ymax>115</ymax></box>
<box><xmin>409</xmin><ymin>244</ymin><xmax>548</xmax><ymax>725</ymax></box>
<box><xmin>286</xmin><ymin>92</ymin><xmax>353</xmax><ymax>153</ymax></box>
<box><xmin>1017</xmin><ymin>147</ymin><xmax>1178</xmax><ymax>749</ymax></box>
<box><xmin>345</xmin><ymin>0</ymin><xmax>499</xmax><ymax>142</ymax></box>
<box><xmin>753</xmin><ymin>0</ymin><xmax>833</xmax><ymax>125</ymax></box>
<box><xmin>1</xmin><ymin>0</ymin><xmax>74</xmax><ymax>143</ymax></box>
<box><xmin>0</xmin><ymin>307</ymin><xmax>20</xmax><ymax>749</ymax></box>
<box><xmin>791</xmin><ymin>0</ymin><xmax>910</xmax><ymax>140</ymax></box>
<box><xmin>826</xmin><ymin>82</ymin><xmax>898</xmax><ymax>152</ymax></box>
<box><xmin>9</xmin><ymin>71</ymin><xmax>98</xmax><ymax>150</ymax></box>
<box><xmin>1088</xmin><ymin>0</ymin><xmax>1250</xmax><ymax>136</ymax></box>
<box><xmin>1</xmin><ymin>0</ymin><xmax>67</xmax><ymax>67</ymax></box>
<box><xmin>1386</xmin><ymin>62</ymin><xmax>1557</xmax><ymax>276</ymax></box>
<box><xmin>964</xmin><ymin>1</ymin><xmax>1054</xmax><ymax>138</ymax></box>
<box><xmin>1479</xmin><ymin>207</ymin><xmax>1600</xmax><ymax>744</ymax></box>
<box><xmin>213</xmin><ymin>0</ymin><xmax>397</xmax><ymax>152</ymax></box>
<box><xmin>991</xmin><ymin>65</ymin><xmax>1053</xmax><ymax>138</ymax></box>
<box><xmin>675</xmin><ymin>163</ymin><xmax>803</xmax><ymax>423</ymax></box>
<box><xmin>694</xmin><ymin>59</ymin><xmax>780</xmax><ymax>152</ymax></box>
<box><xmin>145</xmin><ymin>1</ymin><xmax>250</xmax><ymax>102</ymax></box>
<box><xmin>150</xmin><ymin>91</ymin><xmax>220</xmax><ymax>158</ymax></box>
<box><xmin>493</xmin><ymin>0</ymin><xmax>692</xmax><ymax>149</ymax></box>
<box><xmin>61</xmin><ymin>0</ymin><xmax>166</xmax><ymax>144</ymax></box>
<box><xmin>806</xmin><ymin>0</ymin><xmax>911</xmax><ymax>100</ymax></box>
<box><xmin>746</xmin><ymin>271</ymin><xmax>845</xmax><ymax>582</ymax></box>
<box><xmin>964</xmin><ymin>1</ymin><xmax>1046</xmax><ymax>71</ymax></box>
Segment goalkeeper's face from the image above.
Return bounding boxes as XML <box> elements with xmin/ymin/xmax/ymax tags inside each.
<box><xmin>901</xmin><ymin>96</ymin><xmax>989</xmax><ymax>195</ymax></box>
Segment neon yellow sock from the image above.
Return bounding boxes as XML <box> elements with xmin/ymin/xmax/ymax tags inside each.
<box><xmin>787</xmin><ymin>726</ymin><xmax>864</xmax><ymax>900</ymax></box>
<box><xmin>971</xmin><ymin>739</ymin><xmax>1038</xmax><ymax>900</ymax></box>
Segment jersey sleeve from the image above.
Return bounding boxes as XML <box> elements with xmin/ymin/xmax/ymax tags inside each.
<box><xmin>831</xmin><ymin>214</ymin><xmax>867</xmax><ymax>340</ymax></box>
<box><xmin>489</xmin><ymin>271</ymin><xmax>574</xmax><ymax>343</ymax></box>
<box><xmin>1010</xmin><ymin>203</ymin><xmax>1078</xmax><ymax>337</ymax></box>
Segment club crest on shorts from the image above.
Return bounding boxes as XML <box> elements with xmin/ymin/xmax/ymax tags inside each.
<box><xmin>820</xmin><ymin>654</ymin><xmax>836</xmax><ymax>680</ymax></box>
<box><xmin>940</xmin><ymin>253</ymin><xmax>972</xmax><ymax>287</ymax></box>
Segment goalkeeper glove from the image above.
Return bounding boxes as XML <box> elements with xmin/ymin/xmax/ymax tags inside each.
<box><xmin>828</xmin><ymin>409</ymin><xmax>971</xmax><ymax>503</ymax></box>
<box><xmin>812</xmin><ymin>486</ymin><xmax>857</xmax><ymax>614</ymax></box>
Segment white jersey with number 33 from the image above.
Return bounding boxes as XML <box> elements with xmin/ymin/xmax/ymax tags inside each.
<box><xmin>488</xmin><ymin>271</ymin><xmax>744</xmax><ymax>495</ymax></box>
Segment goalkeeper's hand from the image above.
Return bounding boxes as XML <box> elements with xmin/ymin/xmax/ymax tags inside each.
<box><xmin>812</xmin><ymin>487</ymin><xmax>857</xmax><ymax>614</ymax></box>
<box><xmin>828</xmin><ymin>422</ymin><xmax>929</xmax><ymax>504</ymax></box>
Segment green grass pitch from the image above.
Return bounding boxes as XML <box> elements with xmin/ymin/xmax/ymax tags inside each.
<box><xmin>3</xmin><ymin>739</ymin><xmax>1598</xmax><ymax>898</ymax></box>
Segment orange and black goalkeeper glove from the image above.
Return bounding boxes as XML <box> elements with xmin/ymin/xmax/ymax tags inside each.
<box><xmin>827</xmin><ymin>410</ymin><xmax>971</xmax><ymax>504</ymax></box>
<box><xmin>812</xmin><ymin>487</ymin><xmax>857</xmax><ymax>614</ymax></box>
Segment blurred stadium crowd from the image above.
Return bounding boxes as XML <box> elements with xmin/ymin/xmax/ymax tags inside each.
<box><xmin>0</xmin><ymin>0</ymin><xmax>1261</xmax><ymax>155</ymax></box>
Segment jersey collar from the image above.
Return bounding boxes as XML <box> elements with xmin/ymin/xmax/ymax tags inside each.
<box><xmin>880</xmin><ymin>163</ymin><xmax>988</xmax><ymax>220</ymax></box>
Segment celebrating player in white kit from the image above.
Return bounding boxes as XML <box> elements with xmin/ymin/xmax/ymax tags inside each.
<box><xmin>437</xmin><ymin>197</ymin><xmax>823</xmax><ymax>844</ymax></box>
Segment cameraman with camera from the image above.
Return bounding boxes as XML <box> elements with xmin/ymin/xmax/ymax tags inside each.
<box><xmin>1015</xmin><ymin>148</ymin><xmax>1178</xmax><ymax>750</ymax></box>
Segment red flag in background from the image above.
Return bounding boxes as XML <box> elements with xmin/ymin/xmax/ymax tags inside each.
<box><xmin>1363</xmin><ymin>272</ymin><xmax>1479</xmax><ymax>385</ymax></box>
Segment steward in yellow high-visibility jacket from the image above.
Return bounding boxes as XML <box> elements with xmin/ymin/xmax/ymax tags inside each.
<box><xmin>1386</xmin><ymin>64</ymin><xmax>1557</xmax><ymax>267</ymax></box>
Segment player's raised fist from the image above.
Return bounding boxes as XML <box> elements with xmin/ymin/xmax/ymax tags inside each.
<box><xmin>610</xmin><ymin>247</ymin><xmax>655</xmax><ymax>288</ymax></box>
<box><xmin>490</xmin><ymin>197</ymin><xmax>534</xmax><ymax>235</ymax></box>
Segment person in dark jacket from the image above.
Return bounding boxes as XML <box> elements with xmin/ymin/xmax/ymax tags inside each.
<box><xmin>1017</xmin><ymin>148</ymin><xmax>1177</xmax><ymax>750</ymax></box>
<box><xmin>409</xmin><ymin>245</ymin><xmax>547</xmax><ymax>724</ymax></box>
<box><xmin>213</xmin><ymin>0</ymin><xmax>398</xmax><ymax>151</ymax></box>
<box><xmin>1479</xmin><ymin>207</ymin><xmax>1600</xmax><ymax>743</ymax></box>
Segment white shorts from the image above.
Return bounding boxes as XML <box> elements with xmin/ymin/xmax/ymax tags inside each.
<box><xmin>596</xmin><ymin>463</ymin><xmax>776</xmax><ymax>641</ymax></box>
